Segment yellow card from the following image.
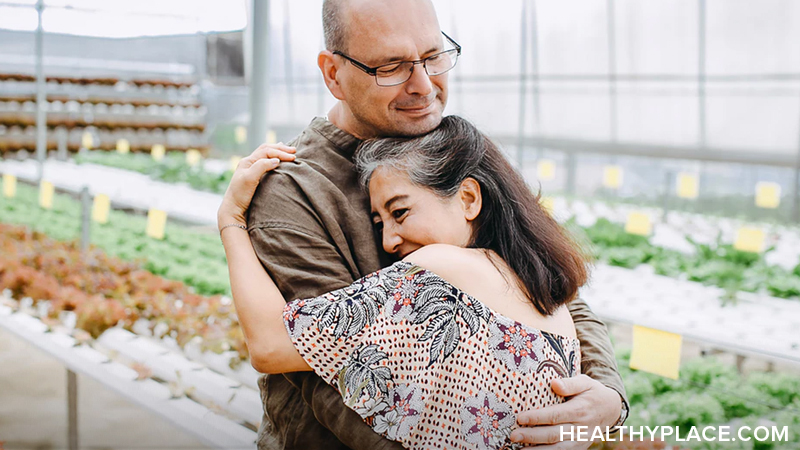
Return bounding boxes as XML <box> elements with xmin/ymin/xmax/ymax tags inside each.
<box><xmin>151</xmin><ymin>144</ymin><xmax>166</xmax><ymax>162</ymax></box>
<box><xmin>734</xmin><ymin>227</ymin><xmax>765</xmax><ymax>253</ymax></box>
<box><xmin>39</xmin><ymin>181</ymin><xmax>54</xmax><ymax>210</ymax></box>
<box><xmin>186</xmin><ymin>149</ymin><xmax>201</xmax><ymax>167</ymax></box>
<box><xmin>676</xmin><ymin>173</ymin><xmax>699</xmax><ymax>199</ymax></box>
<box><xmin>146</xmin><ymin>209</ymin><xmax>167</xmax><ymax>240</ymax></box>
<box><xmin>230</xmin><ymin>156</ymin><xmax>242</xmax><ymax>172</ymax></box>
<box><xmin>540</xmin><ymin>196</ymin><xmax>554</xmax><ymax>214</ymax></box>
<box><xmin>603</xmin><ymin>165</ymin><xmax>623</xmax><ymax>189</ymax></box>
<box><xmin>116</xmin><ymin>139</ymin><xmax>130</xmax><ymax>154</ymax></box>
<box><xmin>81</xmin><ymin>132</ymin><xmax>93</xmax><ymax>149</ymax></box>
<box><xmin>235</xmin><ymin>126</ymin><xmax>247</xmax><ymax>144</ymax></box>
<box><xmin>3</xmin><ymin>174</ymin><xmax>16</xmax><ymax>198</ymax></box>
<box><xmin>625</xmin><ymin>211</ymin><xmax>652</xmax><ymax>236</ymax></box>
<box><xmin>92</xmin><ymin>194</ymin><xmax>111</xmax><ymax>224</ymax></box>
<box><xmin>755</xmin><ymin>182</ymin><xmax>780</xmax><ymax>209</ymax></box>
<box><xmin>266</xmin><ymin>130</ymin><xmax>277</xmax><ymax>145</ymax></box>
<box><xmin>537</xmin><ymin>160</ymin><xmax>556</xmax><ymax>181</ymax></box>
<box><xmin>630</xmin><ymin>325</ymin><xmax>682</xmax><ymax>380</ymax></box>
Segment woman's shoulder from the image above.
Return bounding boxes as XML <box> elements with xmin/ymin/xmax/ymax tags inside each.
<box><xmin>401</xmin><ymin>244</ymin><xmax>488</xmax><ymax>286</ymax></box>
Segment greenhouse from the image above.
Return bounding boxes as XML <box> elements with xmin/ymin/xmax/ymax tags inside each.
<box><xmin>1</xmin><ymin>1</ymin><xmax>799</xmax><ymax>449</ymax></box>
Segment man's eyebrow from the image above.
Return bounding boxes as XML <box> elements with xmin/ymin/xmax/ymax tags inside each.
<box><xmin>378</xmin><ymin>44</ymin><xmax>443</xmax><ymax>65</ymax></box>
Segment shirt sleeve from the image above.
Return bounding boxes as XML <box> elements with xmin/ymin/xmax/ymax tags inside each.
<box><xmin>567</xmin><ymin>296</ymin><xmax>629</xmax><ymax>424</ymax></box>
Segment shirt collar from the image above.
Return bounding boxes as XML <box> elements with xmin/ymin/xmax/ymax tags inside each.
<box><xmin>309</xmin><ymin>117</ymin><xmax>362</xmax><ymax>160</ymax></box>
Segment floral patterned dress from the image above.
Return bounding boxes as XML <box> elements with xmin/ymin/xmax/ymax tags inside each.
<box><xmin>283</xmin><ymin>261</ymin><xmax>580</xmax><ymax>450</ymax></box>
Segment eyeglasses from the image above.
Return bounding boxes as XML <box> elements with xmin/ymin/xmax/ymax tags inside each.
<box><xmin>333</xmin><ymin>32</ymin><xmax>461</xmax><ymax>87</ymax></box>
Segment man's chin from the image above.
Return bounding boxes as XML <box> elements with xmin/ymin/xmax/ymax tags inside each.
<box><xmin>391</xmin><ymin>110</ymin><xmax>443</xmax><ymax>137</ymax></box>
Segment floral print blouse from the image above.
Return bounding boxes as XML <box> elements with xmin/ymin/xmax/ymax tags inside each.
<box><xmin>283</xmin><ymin>261</ymin><xmax>581</xmax><ymax>450</ymax></box>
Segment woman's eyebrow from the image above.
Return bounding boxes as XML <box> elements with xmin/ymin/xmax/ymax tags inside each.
<box><xmin>384</xmin><ymin>195</ymin><xmax>409</xmax><ymax>211</ymax></box>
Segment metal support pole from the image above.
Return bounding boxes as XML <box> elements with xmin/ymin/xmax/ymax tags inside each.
<box><xmin>57</xmin><ymin>128</ymin><xmax>67</xmax><ymax>161</ymax></box>
<box><xmin>248</xmin><ymin>0</ymin><xmax>271</xmax><ymax>150</ymax></box>
<box><xmin>35</xmin><ymin>0</ymin><xmax>46</xmax><ymax>182</ymax></box>
<box><xmin>67</xmin><ymin>369</ymin><xmax>78</xmax><ymax>450</ymax></box>
<box><xmin>607</xmin><ymin>0</ymin><xmax>617</xmax><ymax>144</ymax></box>
<box><xmin>697</xmin><ymin>0</ymin><xmax>709</xmax><ymax>194</ymax></box>
<box><xmin>530</xmin><ymin>0</ymin><xmax>542</xmax><ymax>160</ymax></box>
<box><xmin>793</xmin><ymin>96</ymin><xmax>800</xmax><ymax>222</ymax></box>
<box><xmin>697</xmin><ymin>0</ymin><xmax>706</xmax><ymax>148</ymax></box>
<box><xmin>661</xmin><ymin>169</ymin><xmax>672</xmax><ymax>223</ymax></box>
<box><xmin>283</xmin><ymin>0</ymin><xmax>295</xmax><ymax>120</ymax></box>
<box><xmin>515</xmin><ymin>0</ymin><xmax>528</xmax><ymax>169</ymax></box>
<box><xmin>80</xmin><ymin>186</ymin><xmax>90</xmax><ymax>253</ymax></box>
<box><xmin>566</xmin><ymin>151</ymin><xmax>577</xmax><ymax>196</ymax></box>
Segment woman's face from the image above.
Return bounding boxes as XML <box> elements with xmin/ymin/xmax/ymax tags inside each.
<box><xmin>369</xmin><ymin>167</ymin><xmax>475</xmax><ymax>258</ymax></box>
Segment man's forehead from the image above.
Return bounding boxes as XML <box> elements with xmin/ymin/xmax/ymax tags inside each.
<box><xmin>343</xmin><ymin>0</ymin><xmax>441</xmax><ymax>58</ymax></box>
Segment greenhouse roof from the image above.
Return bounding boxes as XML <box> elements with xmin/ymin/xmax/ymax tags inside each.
<box><xmin>0</xmin><ymin>0</ymin><xmax>247</xmax><ymax>38</ymax></box>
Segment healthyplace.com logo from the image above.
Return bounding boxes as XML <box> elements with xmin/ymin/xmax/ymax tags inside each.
<box><xmin>561</xmin><ymin>425</ymin><xmax>790</xmax><ymax>443</ymax></box>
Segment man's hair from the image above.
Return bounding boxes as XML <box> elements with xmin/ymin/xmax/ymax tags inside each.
<box><xmin>355</xmin><ymin>116</ymin><xmax>590</xmax><ymax>315</ymax></box>
<box><xmin>322</xmin><ymin>0</ymin><xmax>347</xmax><ymax>52</ymax></box>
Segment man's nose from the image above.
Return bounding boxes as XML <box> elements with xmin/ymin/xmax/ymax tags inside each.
<box><xmin>405</xmin><ymin>63</ymin><xmax>433</xmax><ymax>97</ymax></box>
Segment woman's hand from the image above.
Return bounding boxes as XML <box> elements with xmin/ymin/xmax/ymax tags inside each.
<box><xmin>217</xmin><ymin>143</ymin><xmax>296</xmax><ymax>230</ymax></box>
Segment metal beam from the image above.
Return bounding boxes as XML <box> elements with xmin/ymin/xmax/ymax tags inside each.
<box><xmin>35</xmin><ymin>0</ymin><xmax>46</xmax><ymax>182</ymax></box>
<box><xmin>494</xmin><ymin>134</ymin><xmax>800</xmax><ymax>168</ymax></box>
<box><xmin>248</xmin><ymin>0</ymin><xmax>270</xmax><ymax>150</ymax></box>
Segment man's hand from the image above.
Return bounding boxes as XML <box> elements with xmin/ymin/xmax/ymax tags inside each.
<box><xmin>510</xmin><ymin>375</ymin><xmax>623</xmax><ymax>449</ymax></box>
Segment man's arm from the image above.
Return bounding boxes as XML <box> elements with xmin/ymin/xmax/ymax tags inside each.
<box><xmin>248</xmin><ymin>169</ymin><xmax>404</xmax><ymax>450</ymax></box>
<box><xmin>510</xmin><ymin>297</ymin><xmax>628</xmax><ymax>449</ymax></box>
<box><xmin>568</xmin><ymin>297</ymin><xmax>628</xmax><ymax>407</ymax></box>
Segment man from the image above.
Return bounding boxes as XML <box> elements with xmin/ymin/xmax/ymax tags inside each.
<box><xmin>247</xmin><ymin>0</ymin><xmax>628</xmax><ymax>448</ymax></box>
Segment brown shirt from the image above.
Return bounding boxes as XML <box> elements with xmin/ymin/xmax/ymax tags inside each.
<box><xmin>247</xmin><ymin>117</ymin><xmax>628</xmax><ymax>450</ymax></box>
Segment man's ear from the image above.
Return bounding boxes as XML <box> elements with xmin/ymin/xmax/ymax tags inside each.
<box><xmin>318</xmin><ymin>51</ymin><xmax>345</xmax><ymax>101</ymax></box>
<box><xmin>459</xmin><ymin>178</ymin><xmax>482</xmax><ymax>222</ymax></box>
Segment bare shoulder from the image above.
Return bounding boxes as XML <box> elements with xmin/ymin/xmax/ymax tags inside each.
<box><xmin>402</xmin><ymin>244</ymin><xmax>486</xmax><ymax>284</ymax></box>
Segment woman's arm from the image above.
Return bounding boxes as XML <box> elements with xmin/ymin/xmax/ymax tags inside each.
<box><xmin>218</xmin><ymin>143</ymin><xmax>310</xmax><ymax>374</ymax></box>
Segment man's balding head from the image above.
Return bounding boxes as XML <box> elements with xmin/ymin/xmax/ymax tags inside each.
<box><xmin>319</xmin><ymin>0</ymin><xmax>450</xmax><ymax>138</ymax></box>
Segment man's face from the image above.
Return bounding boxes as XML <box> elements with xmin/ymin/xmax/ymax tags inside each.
<box><xmin>337</xmin><ymin>0</ymin><xmax>449</xmax><ymax>138</ymax></box>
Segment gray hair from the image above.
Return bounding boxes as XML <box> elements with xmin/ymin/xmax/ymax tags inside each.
<box><xmin>322</xmin><ymin>0</ymin><xmax>347</xmax><ymax>52</ymax></box>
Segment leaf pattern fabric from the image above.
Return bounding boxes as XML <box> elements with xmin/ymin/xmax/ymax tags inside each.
<box><xmin>283</xmin><ymin>261</ymin><xmax>581</xmax><ymax>449</ymax></box>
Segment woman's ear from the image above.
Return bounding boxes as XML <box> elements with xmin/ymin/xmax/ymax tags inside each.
<box><xmin>318</xmin><ymin>51</ymin><xmax>345</xmax><ymax>101</ymax></box>
<box><xmin>459</xmin><ymin>178</ymin><xmax>482</xmax><ymax>221</ymax></box>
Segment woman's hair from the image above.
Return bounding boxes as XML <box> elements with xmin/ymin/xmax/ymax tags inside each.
<box><xmin>355</xmin><ymin>115</ymin><xmax>588</xmax><ymax>315</ymax></box>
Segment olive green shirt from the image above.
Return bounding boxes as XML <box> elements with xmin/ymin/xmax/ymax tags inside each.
<box><xmin>247</xmin><ymin>117</ymin><xmax>628</xmax><ymax>450</ymax></box>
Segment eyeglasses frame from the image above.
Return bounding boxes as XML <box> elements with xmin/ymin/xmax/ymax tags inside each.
<box><xmin>332</xmin><ymin>31</ymin><xmax>462</xmax><ymax>86</ymax></box>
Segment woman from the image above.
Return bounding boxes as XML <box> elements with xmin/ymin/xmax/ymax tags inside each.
<box><xmin>218</xmin><ymin>116</ymin><xmax>588</xmax><ymax>449</ymax></box>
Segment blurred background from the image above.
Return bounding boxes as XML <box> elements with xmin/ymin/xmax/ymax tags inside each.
<box><xmin>1</xmin><ymin>1</ymin><xmax>800</xmax><ymax>449</ymax></box>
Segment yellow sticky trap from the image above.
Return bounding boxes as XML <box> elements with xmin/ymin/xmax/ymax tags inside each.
<box><xmin>92</xmin><ymin>194</ymin><xmax>110</xmax><ymax>224</ymax></box>
<box><xmin>235</xmin><ymin>126</ymin><xmax>247</xmax><ymax>144</ymax></box>
<box><xmin>151</xmin><ymin>144</ymin><xmax>165</xmax><ymax>162</ymax></box>
<box><xmin>39</xmin><ymin>181</ymin><xmax>54</xmax><ymax>210</ymax></box>
<box><xmin>116</xmin><ymin>138</ymin><xmax>130</xmax><ymax>154</ymax></box>
<box><xmin>540</xmin><ymin>196</ymin><xmax>554</xmax><ymax>214</ymax></box>
<box><xmin>603</xmin><ymin>165</ymin><xmax>623</xmax><ymax>189</ymax></box>
<box><xmin>3</xmin><ymin>174</ymin><xmax>17</xmax><ymax>198</ymax></box>
<box><xmin>266</xmin><ymin>130</ymin><xmax>277</xmax><ymax>145</ymax></box>
<box><xmin>146</xmin><ymin>209</ymin><xmax>167</xmax><ymax>240</ymax></box>
<box><xmin>625</xmin><ymin>212</ymin><xmax>652</xmax><ymax>236</ymax></box>
<box><xmin>734</xmin><ymin>227</ymin><xmax>765</xmax><ymax>253</ymax></box>
<box><xmin>755</xmin><ymin>182</ymin><xmax>780</xmax><ymax>209</ymax></box>
<box><xmin>230</xmin><ymin>156</ymin><xmax>242</xmax><ymax>172</ymax></box>
<box><xmin>630</xmin><ymin>325</ymin><xmax>682</xmax><ymax>380</ymax></box>
<box><xmin>81</xmin><ymin>132</ymin><xmax>93</xmax><ymax>149</ymax></box>
<box><xmin>186</xmin><ymin>149</ymin><xmax>201</xmax><ymax>167</ymax></box>
<box><xmin>537</xmin><ymin>160</ymin><xmax>556</xmax><ymax>181</ymax></box>
<box><xmin>676</xmin><ymin>173</ymin><xmax>699</xmax><ymax>199</ymax></box>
